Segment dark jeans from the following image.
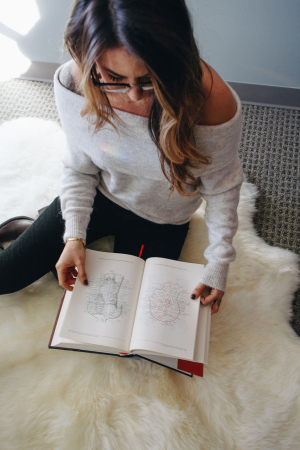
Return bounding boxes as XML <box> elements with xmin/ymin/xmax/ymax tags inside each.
<box><xmin>0</xmin><ymin>189</ymin><xmax>190</xmax><ymax>295</ymax></box>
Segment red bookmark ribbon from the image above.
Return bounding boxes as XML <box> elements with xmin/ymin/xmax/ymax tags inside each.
<box><xmin>138</xmin><ymin>244</ymin><xmax>144</xmax><ymax>258</ymax></box>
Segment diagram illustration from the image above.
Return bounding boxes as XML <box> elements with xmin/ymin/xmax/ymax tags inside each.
<box><xmin>85</xmin><ymin>272</ymin><xmax>129</xmax><ymax>322</ymax></box>
<box><xmin>145</xmin><ymin>282</ymin><xmax>187</xmax><ymax>325</ymax></box>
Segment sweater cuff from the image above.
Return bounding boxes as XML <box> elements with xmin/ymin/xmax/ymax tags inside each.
<box><xmin>63</xmin><ymin>215</ymin><xmax>91</xmax><ymax>243</ymax></box>
<box><xmin>198</xmin><ymin>260</ymin><xmax>230</xmax><ymax>292</ymax></box>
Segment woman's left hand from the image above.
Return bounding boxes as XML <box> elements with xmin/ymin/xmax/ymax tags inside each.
<box><xmin>190</xmin><ymin>282</ymin><xmax>224</xmax><ymax>315</ymax></box>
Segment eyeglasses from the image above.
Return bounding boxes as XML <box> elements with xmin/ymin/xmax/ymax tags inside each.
<box><xmin>91</xmin><ymin>69</ymin><xmax>154</xmax><ymax>93</ymax></box>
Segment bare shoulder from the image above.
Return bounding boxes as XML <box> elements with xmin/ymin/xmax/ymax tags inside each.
<box><xmin>59</xmin><ymin>60</ymin><xmax>83</xmax><ymax>96</ymax></box>
<box><xmin>198</xmin><ymin>59</ymin><xmax>237</xmax><ymax>126</ymax></box>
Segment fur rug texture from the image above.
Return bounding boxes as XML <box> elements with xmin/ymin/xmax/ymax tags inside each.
<box><xmin>1</xmin><ymin>118</ymin><xmax>300</xmax><ymax>450</ymax></box>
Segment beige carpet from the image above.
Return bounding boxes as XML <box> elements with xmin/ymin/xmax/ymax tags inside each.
<box><xmin>0</xmin><ymin>118</ymin><xmax>300</xmax><ymax>449</ymax></box>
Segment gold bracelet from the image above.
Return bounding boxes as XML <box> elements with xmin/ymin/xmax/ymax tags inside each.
<box><xmin>66</xmin><ymin>238</ymin><xmax>86</xmax><ymax>248</ymax></box>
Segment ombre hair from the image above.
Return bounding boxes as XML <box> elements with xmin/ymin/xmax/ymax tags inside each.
<box><xmin>63</xmin><ymin>0</ymin><xmax>211</xmax><ymax>197</ymax></box>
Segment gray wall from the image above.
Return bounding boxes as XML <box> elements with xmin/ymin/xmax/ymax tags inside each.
<box><xmin>0</xmin><ymin>0</ymin><xmax>73</xmax><ymax>66</ymax></box>
<box><xmin>186</xmin><ymin>0</ymin><xmax>300</xmax><ymax>89</ymax></box>
<box><xmin>1</xmin><ymin>0</ymin><xmax>299</xmax><ymax>89</ymax></box>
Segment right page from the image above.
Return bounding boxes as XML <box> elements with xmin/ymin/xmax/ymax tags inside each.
<box><xmin>129</xmin><ymin>258</ymin><xmax>204</xmax><ymax>360</ymax></box>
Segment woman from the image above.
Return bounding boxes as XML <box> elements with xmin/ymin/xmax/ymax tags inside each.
<box><xmin>0</xmin><ymin>0</ymin><xmax>243</xmax><ymax>315</ymax></box>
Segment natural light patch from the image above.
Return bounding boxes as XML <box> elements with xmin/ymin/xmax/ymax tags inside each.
<box><xmin>0</xmin><ymin>34</ymin><xmax>31</xmax><ymax>81</ymax></box>
<box><xmin>0</xmin><ymin>0</ymin><xmax>40</xmax><ymax>35</ymax></box>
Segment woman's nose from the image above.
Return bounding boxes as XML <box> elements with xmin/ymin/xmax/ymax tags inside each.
<box><xmin>126</xmin><ymin>86</ymin><xmax>144</xmax><ymax>102</ymax></box>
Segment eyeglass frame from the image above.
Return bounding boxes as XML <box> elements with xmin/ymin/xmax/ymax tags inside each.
<box><xmin>90</xmin><ymin>67</ymin><xmax>154</xmax><ymax>93</ymax></box>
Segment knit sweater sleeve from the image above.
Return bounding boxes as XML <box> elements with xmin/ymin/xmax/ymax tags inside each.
<box><xmin>60</xmin><ymin>146</ymin><xmax>100</xmax><ymax>242</ymax></box>
<box><xmin>197</xmin><ymin>155</ymin><xmax>244</xmax><ymax>292</ymax></box>
<box><xmin>54</xmin><ymin>65</ymin><xmax>100</xmax><ymax>243</ymax></box>
<box><xmin>193</xmin><ymin>86</ymin><xmax>244</xmax><ymax>292</ymax></box>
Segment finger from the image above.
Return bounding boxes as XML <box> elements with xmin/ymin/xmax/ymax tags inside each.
<box><xmin>211</xmin><ymin>303</ymin><xmax>219</xmax><ymax>315</ymax></box>
<box><xmin>201</xmin><ymin>294</ymin><xmax>216</xmax><ymax>305</ymax></box>
<box><xmin>58</xmin><ymin>276</ymin><xmax>74</xmax><ymax>291</ymax></box>
<box><xmin>66</xmin><ymin>273</ymin><xmax>76</xmax><ymax>285</ymax></box>
<box><xmin>76</xmin><ymin>259</ymin><xmax>88</xmax><ymax>286</ymax></box>
<box><xmin>190</xmin><ymin>283</ymin><xmax>208</xmax><ymax>300</ymax></box>
<box><xmin>69</xmin><ymin>267</ymin><xmax>78</xmax><ymax>278</ymax></box>
<box><xmin>58</xmin><ymin>270</ymin><xmax>75</xmax><ymax>291</ymax></box>
<box><xmin>62</xmin><ymin>266</ymin><xmax>78</xmax><ymax>279</ymax></box>
<box><xmin>201</xmin><ymin>292</ymin><xmax>221</xmax><ymax>305</ymax></box>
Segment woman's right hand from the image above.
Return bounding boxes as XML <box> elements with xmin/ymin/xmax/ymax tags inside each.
<box><xmin>55</xmin><ymin>240</ymin><xmax>88</xmax><ymax>291</ymax></box>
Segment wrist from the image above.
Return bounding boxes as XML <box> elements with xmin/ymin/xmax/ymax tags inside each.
<box><xmin>66</xmin><ymin>237</ymin><xmax>86</xmax><ymax>248</ymax></box>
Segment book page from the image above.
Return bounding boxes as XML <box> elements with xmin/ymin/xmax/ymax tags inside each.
<box><xmin>129</xmin><ymin>258</ymin><xmax>203</xmax><ymax>360</ymax></box>
<box><xmin>59</xmin><ymin>250</ymin><xmax>144</xmax><ymax>351</ymax></box>
<box><xmin>50</xmin><ymin>290</ymin><xmax>121</xmax><ymax>354</ymax></box>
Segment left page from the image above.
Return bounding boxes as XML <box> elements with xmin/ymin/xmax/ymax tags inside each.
<box><xmin>58</xmin><ymin>249</ymin><xmax>145</xmax><ymax>352</ymax></box>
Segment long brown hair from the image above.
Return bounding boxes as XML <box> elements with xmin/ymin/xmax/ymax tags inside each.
<box><xmin>64</xmin><ymin>0</ymin><xmax>211</xmax><ymax>197</ymax></box>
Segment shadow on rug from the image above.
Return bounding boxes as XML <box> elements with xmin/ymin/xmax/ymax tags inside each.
<box><xmin>1</xmin><ymin>118</ymin><xmax>300</xmax><ymax>449</ymax></box>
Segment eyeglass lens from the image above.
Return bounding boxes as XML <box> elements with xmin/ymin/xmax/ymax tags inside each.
<box><xmin>100</xmin><ymin>84</ymin><xmax>154</xmax><ymax>93</ymax></box>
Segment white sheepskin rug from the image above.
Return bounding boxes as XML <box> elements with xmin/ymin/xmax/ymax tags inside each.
<box><xmin>1</xmin><ymin>118</ymin><xmax>300</xmax><ymax>450</ymax></box>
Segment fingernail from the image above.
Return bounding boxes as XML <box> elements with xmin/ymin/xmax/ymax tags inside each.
<box><xmin>84</xmin><ymin>280</ymin><xmax>88</xmax><ymax>285</ymax></box>
<box><xmin>190</xmin><ymin>294</ymin><xmax>196</xmax><ymax>299</ymax></box>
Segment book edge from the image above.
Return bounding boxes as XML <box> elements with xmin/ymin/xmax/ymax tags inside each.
<box><xmin>48</xmin><ymin>290</ymin><xmax>67</xmax><ymax>348</ymax></box>
<box><xmin>48</xmin><ymin>346</ymin><xmax>194</xmax><ymax>377</ymax></box>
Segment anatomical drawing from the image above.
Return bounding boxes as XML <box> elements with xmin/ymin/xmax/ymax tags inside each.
<box><xmin>85</xmin><ymin>272</ymin><xmax>126</xmax><ymax>322</ymax></box>
<box><xmin>148</xmin><ymin>282</ymin><xmax>186</xmax><ymax>324</ymax></box>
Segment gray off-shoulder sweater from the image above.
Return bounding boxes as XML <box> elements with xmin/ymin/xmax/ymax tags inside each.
<box><xmin>54</xmin><ymin>63</ymin><xmax>244</xmax><ymax>292</ymax></box>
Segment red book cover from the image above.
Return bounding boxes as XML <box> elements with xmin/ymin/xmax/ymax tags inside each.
<box><xmin>177</xmin><ymin>360</ymin><xmax>204</xmax><ymax>377</ymax></box>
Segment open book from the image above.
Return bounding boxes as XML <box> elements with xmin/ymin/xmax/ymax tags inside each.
<box><xmin>49</xmin><ymin>249</ymin><xmax>211</xmax><ymax>377</ymax></box>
